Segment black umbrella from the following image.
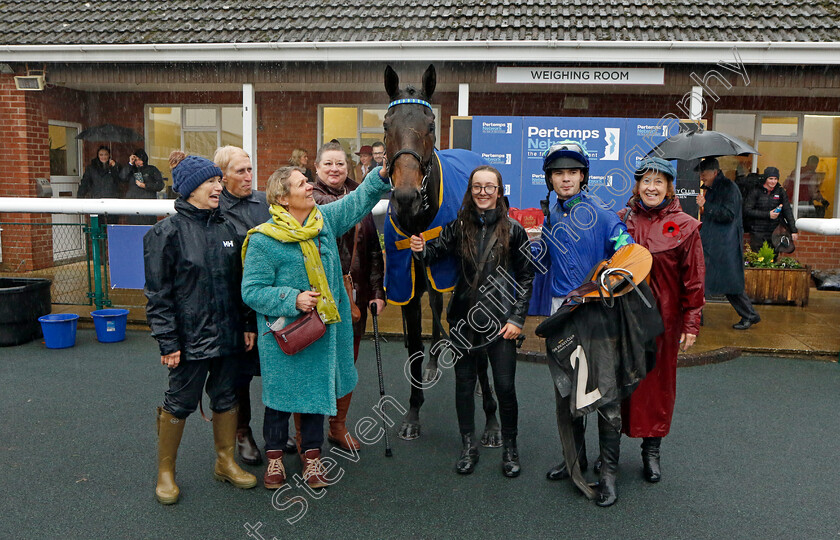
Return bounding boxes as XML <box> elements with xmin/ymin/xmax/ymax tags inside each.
<box><xmin>76</xmin><ymin>123</ymin><xmax>143</xmax><ymax>143</ymax></box>
<box><xmin>646</xmin><ymin>129</ymin><xmax>759</xmax><ymax>160</ymax></box>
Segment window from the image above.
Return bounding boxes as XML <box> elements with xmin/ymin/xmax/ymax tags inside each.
<box><xmin>319</xmin><ymin>104</ymin><xmax>441</xmax><ymax>160</ymax></box>
<box><xmin>714</xmin><ymin>112</ymin><xmax>840</xmax><ymax>218</ymax></box>
<box><xmin>49</xmin><ymin>123</ymin><xmax>81</xmax><ymax>177</ymax></box>
<box><xmin>146</xmin><ymin>105</ymin><xmax>244</xmax><ymax>187</ymax></box>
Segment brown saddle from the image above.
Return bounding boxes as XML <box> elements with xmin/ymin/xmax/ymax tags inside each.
<box><xmin>559</xmin><ymin>244</ymin><xmax>653</xmax><ymax>309</ymax></box>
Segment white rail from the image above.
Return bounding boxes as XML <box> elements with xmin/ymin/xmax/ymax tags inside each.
<box><xmin>795</xmin><ymin>218</ymin><xmax>840</xmax><ymax>236</ymax></box>
<box><xmin>0</xmin><ymin>197</ymin><xmax>390</xmax><ymax>217</ymax></box>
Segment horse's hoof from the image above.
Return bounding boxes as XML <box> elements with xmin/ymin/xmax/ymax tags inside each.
<box><xmin>398</xmin><ymin>422</ymin><xmax>421</xmax><ymax>440</ymax></box>
<box><xmin>422</xmin><ymin>367</ymin><xmax>441</xmax><ymax>384</ymax></box>
<box><xmin>481</xmin><ymin>428</ymin><xmax>503</xmax><ymax>448</ymax></box>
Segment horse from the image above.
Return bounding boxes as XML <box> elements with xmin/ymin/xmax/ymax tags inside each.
<box><xmin>382</xmin><ymin>64</ymin><xmax>502</xmax><ymax>445</ymax></box>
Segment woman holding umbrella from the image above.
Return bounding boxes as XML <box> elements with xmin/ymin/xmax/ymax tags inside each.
<box><xmin>78</xmin><ymin>145</ymin><xmax>122</xmax><ymax>200</ymax></box>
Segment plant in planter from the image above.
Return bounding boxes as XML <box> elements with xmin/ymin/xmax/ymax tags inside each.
<box><xmin>743</xmin><ymin>242</ymin><xmax>809</xmax><ymax>306</ymax></box>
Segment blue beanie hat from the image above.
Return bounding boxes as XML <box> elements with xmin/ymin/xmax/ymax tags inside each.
<box><xmin>635</xmin><ymin>156</ymin><xmax>677</xmax><ymax>183</ymax></box>
<box><xmin>172</xmin><ymin>155</ymin><xmax>223</xmax><ymax>198</ymax></box>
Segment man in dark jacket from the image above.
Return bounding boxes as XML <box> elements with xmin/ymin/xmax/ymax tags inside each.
<box><xmin>216</xmin><ymin>146</ymin><xmax>270</xmax><ymax>466</ymax></box>
<box><xmin>121</xmin><ymin>148</ymin><xmax>165</xmax><ymax>225</ymax></box>
<box><xmin>696</xmin><ymin>157</ymin><xmax>760</xmax><ymax>330</ymax></box>
<box><xmin>744</xmin><ymin>166</ymin><xmax>798</xmax><ymax>252</ymax></box>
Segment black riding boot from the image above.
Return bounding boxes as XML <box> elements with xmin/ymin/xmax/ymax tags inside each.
<box><xmin>595</xmin><ymin>405</ymin><xmax>621</xmax><ymax>507</ymax></box>
<box><xmin>455</xmin><ymin>433</ymin><xmax>479</xmax><ymax>475</ymax></box>
<box><xmin>546</xmin><ymin>416</ymin><xmax>587</xmax><ymax>480</ymax></box>
<box><xmin>641</xmin><ymin>437</ymin><xmax>662</xmax><ymax>483</ymax></box>
<box><xmin>502</xmin><ymin>437</ymin><xmax>520</xmax><ymax>478</ymax></box>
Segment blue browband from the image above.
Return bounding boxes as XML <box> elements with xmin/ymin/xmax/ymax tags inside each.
<box><xmin>388</xmin><ymin>98</ymin><xmax>433</xmax><ymax>110</ymax></box>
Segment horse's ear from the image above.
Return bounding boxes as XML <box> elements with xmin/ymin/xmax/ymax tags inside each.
<box><xmin>385</xmin><ymin>65</ymin><xmax>400</xmax><ymax>99</ymax></box>
<box><xmin>422</xmin><ymin>64</ymin><xmax>436</xmax><ymax>100</ymax></box>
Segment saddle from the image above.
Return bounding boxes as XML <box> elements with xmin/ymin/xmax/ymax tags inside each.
<box><xmin>536</xmin><ymin>244</ymin><xmax>653</xmax><ymax>337</ymax></box>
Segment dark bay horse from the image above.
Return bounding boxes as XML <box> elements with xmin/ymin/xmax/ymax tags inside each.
<box><xmin>382</xmin><ymin>64</ymin><xmax>501</xmax><ymax>444</ymax></box>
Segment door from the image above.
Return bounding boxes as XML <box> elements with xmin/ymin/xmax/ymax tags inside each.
<box><xmin>48</xmin><ymin>121</ymin><xmax>86</xmax><ymax>262</ymax></box>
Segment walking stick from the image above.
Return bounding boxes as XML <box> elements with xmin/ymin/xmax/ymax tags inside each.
<box><xmin>370</xmin><ymin>303</ymin><xmax>393</xmax><ymax>457</ymax></box>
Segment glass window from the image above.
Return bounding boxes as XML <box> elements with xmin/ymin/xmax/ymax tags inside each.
<box><xmin>714</xmin><ymin>112</ymin><xmax>756</xmax><ymax>183</ymax></box>
<box><xmin>800</xmin><ymin>115</ymin><xmax>840</xmax><ymax>218</ymax></box>
<box><xmin>146</xmin><ymin>105</ymin><xmax>243</xmax><ymax>189</ymax></box>
<box><xmin>48</xmin><ymin>124</ymin><xmax>80</xmax><ymax>177</ymax></box>
<box><xmin>760</xmin><ymin>116</ymin><xmax>798</xmax><ymax>137</ymax></box>
<box><xmin>185</xmin><ymin>108</ymin><xmax>217</xmax><ymax>128</ymax></box>
<box><xmin>362</xmin><ymin>108</ymin><xmax>386</xmax><ymax>128</ymax></box>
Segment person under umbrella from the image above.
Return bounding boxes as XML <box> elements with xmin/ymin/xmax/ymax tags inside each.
<box><xmin>696</xmin><ymin>157</ymin><xmax>760</xmax><ymax>330</ymax></box>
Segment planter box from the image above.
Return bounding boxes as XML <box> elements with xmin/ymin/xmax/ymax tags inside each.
<box><xmin>744</xmin><ymin>266</ymin><xmax>810</xmax><ymax>307</ymax></box>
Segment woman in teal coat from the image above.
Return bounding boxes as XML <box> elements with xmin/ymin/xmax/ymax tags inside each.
<box><xmin>241</xmin><ymin>164</ymin><xmax>390</xmax><ymax>490</ymax></box>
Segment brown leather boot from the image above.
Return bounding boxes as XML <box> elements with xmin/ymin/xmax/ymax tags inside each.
<box><xmin>263</xmin><ymin>450</ymin><xmax>286</xmax><ymax>489</ymax></box>
<box><xmin>156</xmin><ymin>407</ymin><xmax>185</xmax><ymax>505</ymax></box>
<box><xmin>328</xmin><ymin>392</ymin><xmax>361</xmax><ymax>451</ymax></box>
<box><xmin>301</xmin><ymin>448</ymin><xmax>328</xmax><ymax>489</ymax></box>
<box><xmin>212</xmin><ymin>406</ymin><xmax>257</xmax><ymax>489</ymax></box>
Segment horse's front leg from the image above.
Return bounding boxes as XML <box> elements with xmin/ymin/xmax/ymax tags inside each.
<box><xmin>399</xmin><ymin>295</ymin><xmax>425</xmax><ymax>440</ymax></box>
<box><xmin>423</xmin><ymin>289</ymin><xmax>444</xmax><ymax>384</ymax></box>
<box><xmin>476</xmin><ymin>352</ymin><xmax>502</xmax><ymax>448</ymax></box>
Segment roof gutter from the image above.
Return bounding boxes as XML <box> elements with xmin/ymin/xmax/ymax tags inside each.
<box><xmin>1</xmin><ymin>40</ymin><xmax>839</xmax><ymax>65</ymax></box>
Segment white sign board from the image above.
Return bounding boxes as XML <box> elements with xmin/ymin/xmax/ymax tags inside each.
<box><xmin>497</xmin><ymin>67</ymin><xmax>665</xmax><ymax>85</ymax></box>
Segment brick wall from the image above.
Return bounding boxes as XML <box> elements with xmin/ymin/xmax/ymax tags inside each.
<box><xmin>0</xmin><ymin>74</ymin><xmax>52</xmax><ymax>271</ymax></box>
<box><xmin>788</xmin><ymin>232</ymin><xmax>840</xmax><ymax>271</ymax></box>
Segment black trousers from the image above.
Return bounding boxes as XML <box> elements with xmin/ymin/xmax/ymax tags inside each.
<box><xmin>726</xmin><ymin>292</ymin><xmax>759</xmax><ymax>321</ymax></box>
<box><xmin>454</xmin><ymin>337</ymin><xmax>518</xmax><ymax>438</ymax></box>
<box><xmin>163</xmin><ymin>355</ymin><xmax>238</xmax><ymax>419</ymax></box>
<box><xmin>263</xmin><ymin>407</ymin><xmax>325</xmax><ymax>452</ymax></box>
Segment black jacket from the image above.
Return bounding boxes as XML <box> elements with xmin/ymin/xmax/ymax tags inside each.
<box><xmin>744</xmin><ymin>183</ymin><xmax>797</xmax><ymax>234</ymax></box>
<box><xmin>219</xmin><ymin>188</ymin><xmax>271</xmax><ymax>239</ymax></box>
<box><xmin>143</xmin><ymin>198</ymin><xmax>247</xmax><ymax>360</ymax></box>
<box><xmin>78</xmin><ymin>158</ymin><xmax>121</xmax><ymax>198</ymax></box>
<box><xmin>121</xmin><ymin>163</ymin><xmax>164</xmax><ymax>199</ymax></box>
<box><xmin>424</xmin><ymin>207</ymin><xmax>535</xmax><ymax>339</ymax></box>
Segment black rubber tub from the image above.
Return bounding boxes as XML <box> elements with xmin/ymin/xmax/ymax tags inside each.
<box><xmin>0</xmin><ymin>278</ymin><xmax>52</xmax><ymax>346</ymax></box>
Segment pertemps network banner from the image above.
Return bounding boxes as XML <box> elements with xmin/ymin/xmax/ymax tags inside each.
<box><xmin>472</xmin><ymin>116</ymin><xmax>678</xmax><ymax>211</ymax></box>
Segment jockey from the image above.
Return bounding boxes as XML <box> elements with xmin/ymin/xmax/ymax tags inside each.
<box><xmin>536</xmin><ymin>140</ymin><xmax>633</xmax><ymax>507</ymax></box>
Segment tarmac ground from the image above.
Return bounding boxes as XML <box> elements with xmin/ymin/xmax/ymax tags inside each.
<box><xmin>1</xmin><ymin>329</ymin><xmax>839</xmax><ymax>539</ymax></box>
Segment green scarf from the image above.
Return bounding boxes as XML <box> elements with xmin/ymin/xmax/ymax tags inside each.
<box><xmin>242</xmin><ymin>204</ymin><xmax>340</xmax><ymax>324</ymax></box>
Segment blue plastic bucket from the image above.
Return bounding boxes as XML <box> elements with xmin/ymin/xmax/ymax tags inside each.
<box><xmin>38</xmin><ymin>314</ymin><xmax>79</xmax><ymax>349</ymax></box>
<box><xmin>90</xmin><ymin>308</ymin><xmax>129</xmax><ymax>343</ymax></box>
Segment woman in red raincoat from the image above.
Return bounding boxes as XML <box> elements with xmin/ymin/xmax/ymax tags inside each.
<box><xmin>619</xmin><ymin>157</ymin><xmax>705</xmax><ymax>483</ymax></box>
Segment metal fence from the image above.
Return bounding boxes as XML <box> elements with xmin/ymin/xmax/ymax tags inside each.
<box><xmin>0</xmin><ymin>219</ymin><xmax>147</xmax><ymax>309</ymax></box>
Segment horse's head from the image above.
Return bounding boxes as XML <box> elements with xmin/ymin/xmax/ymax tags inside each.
<box><xmin>384</xmin><ymin>64</ymin><xmax>437</xmax><ymax>231</ymax></box>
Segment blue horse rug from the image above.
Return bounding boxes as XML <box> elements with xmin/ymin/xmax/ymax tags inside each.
<box><xmin>384</xmin><ymin>149</ymin><xmax>486</xmax><ymax>305</ymax></box>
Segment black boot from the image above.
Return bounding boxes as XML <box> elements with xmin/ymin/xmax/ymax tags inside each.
<box><xmin>235</xmin><ymin>385</ymin><xmax>262</xmax><ymax>466</ymax></box>
<box><xmin>546</xmin><ymin>416</ymin><xmax>587</xmax><ymax>480</ymax></box>
<box><xmin>641</xmin><ymin>437</ymin><xmax>661</xmax><ymax>483</ymax></box>
<box><xmin>502</xmin><ymin>437</ymin><xmax>520</xmax><ymax>478</ymax></box>
<box><xmin>595</xmin><ymin>407</ymin><xmax>621</xmax><ymax>507</ymax></box>
<box><xmin>455</xmin><ymin>434</ymin><xmax>479</xmax><ymax>475</ymax></box>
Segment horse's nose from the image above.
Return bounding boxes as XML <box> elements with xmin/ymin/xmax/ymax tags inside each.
<box><xmin>393</xmin><ymin>187</ymin><xmax>421</xmax><ymax>213</ymax></box>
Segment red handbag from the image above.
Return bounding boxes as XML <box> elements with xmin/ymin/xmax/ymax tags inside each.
<box><xmin>265</xmin><ymin>311</ymin><xmax>325</xmax><ymax>355</ymax></box>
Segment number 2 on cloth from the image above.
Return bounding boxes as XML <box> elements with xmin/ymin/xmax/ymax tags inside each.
<box><xmin>571</xmin><ymin>345</ymin><xmax>602</xmax><ymax>410</ymax></box>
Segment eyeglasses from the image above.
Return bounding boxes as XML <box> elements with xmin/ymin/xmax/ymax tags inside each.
<box><xmin>471</xmin><ymin>184</ymin><xmax>498</xmax><ymax>194</ymax></box>
<box><xmin>544</xmin><ymin>142</ymin><xmax>586</xmax><ymax>157</ymax></box>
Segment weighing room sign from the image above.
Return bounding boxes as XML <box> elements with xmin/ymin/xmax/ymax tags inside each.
<box><xmin>497</xmin><ymin>67</ymin><xmax>665</xmax><ymax>85</ymax></box>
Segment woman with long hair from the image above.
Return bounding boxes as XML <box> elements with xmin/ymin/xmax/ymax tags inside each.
<box><xmin>410</xmin><ymin>165</ymin><xmax>534</xmax><ymax>477</ymax></box>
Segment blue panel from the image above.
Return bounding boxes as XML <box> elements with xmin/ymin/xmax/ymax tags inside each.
<box><xmin>107</xmin><ymin>225</ymin><xmax>151</xmax><ymax>290</ymax></box>
<box><xmin>471</xmin><ymin>115</ymin><xmax>679</xmax><ymax>212</ymax></box>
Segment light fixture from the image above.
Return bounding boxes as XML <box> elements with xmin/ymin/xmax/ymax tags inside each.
<box><xmin>14</xmin><ymin>64</ymin><xmax>46</xmax><ymax>91</ymax></box>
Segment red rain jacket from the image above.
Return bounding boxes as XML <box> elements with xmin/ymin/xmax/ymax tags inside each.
<box><xmin>619</xmin><ymin>198</ymin><xmax>705</xmax><ymax>437</ymax></box>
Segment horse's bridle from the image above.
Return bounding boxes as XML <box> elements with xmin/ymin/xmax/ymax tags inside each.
<box><xmin>386</xmin><ymin>98</ymin><xmax>435</xmax><ymax>212</ymax></box>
